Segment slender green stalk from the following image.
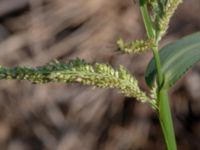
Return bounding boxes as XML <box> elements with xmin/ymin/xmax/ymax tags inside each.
<box><xmin>159</xmin><ymin>88</ymin><xmax>177</xmax><ymax>150</ymax></box>
<box><xmin>139</xmin><ymin>0</ymin><xmax>154</xmax><ymax>38</ymax></box>
<box><xmin>139</xmin><ymin>1</ymin><xmax>177</xmax><ymax>149</ymax></box>
<box><xmin>152</xmin><ymin>45</ymin><xmax>163</xmax><ymax>86</ymax></box>
<box><xmin>153</xmin><ymin>46</ymin><xmax>177</xmax><ymax>150</ymax></box>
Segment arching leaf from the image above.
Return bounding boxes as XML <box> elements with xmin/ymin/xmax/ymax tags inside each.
<box><xmin>145</xmin><ymin>32</ymin><xmax>200</xmax><ymax>88</ymax></box>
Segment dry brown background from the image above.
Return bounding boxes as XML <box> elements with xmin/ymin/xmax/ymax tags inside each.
<box><xmin>0</xmin><ymin>0</ymin><xmax>200</xmax><ymax>150</ymax></box>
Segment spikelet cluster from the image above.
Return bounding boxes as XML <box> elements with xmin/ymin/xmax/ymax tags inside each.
<box><xmin>149</xmin><ymin>0</ymin><xmax>182</xmax><ymax>40</ymax></box>
<box><xmin>117</xmin><ymin>38</ymin><xmax>153</xmax><ymax>54</ymax></box>
<box><xmin>0</xmin><ymin>59</ymin><xmax>154</xmax><ymax>105</ymax></box>
<box><xmin>149</xmin><ymin>82</ymin><xmax>158</xmax><ymax>110</ymax></box>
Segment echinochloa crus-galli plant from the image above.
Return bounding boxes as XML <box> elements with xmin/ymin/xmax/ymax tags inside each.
<box><xmin>1</xmin><ymin>1</ymin><xmax>200</xmax><ymax>150</ymax></box>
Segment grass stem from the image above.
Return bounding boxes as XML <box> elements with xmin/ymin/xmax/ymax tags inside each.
<box><xmin>139</xmin><ymin>1</ymin><xmax>177</xmax><ymax>149</ymax></box>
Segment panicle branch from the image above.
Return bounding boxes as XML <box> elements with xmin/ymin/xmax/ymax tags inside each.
<box><xmin>149</xmin><ymin>0</ymin><xmax>182</xmax><ymax>41</ymax></box>
<box><xmin>0</xmin><ymin>59</ymin><xmax>155</xmax><ymax>107</ymax></box>
<box><xmin>117</xmin><ymin>38</ymin><xmax>153</xmax><ymax>54</ymax></box>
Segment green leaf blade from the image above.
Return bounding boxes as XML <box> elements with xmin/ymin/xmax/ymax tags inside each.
<box><xmin>145</xmin><ymin>32</ymin><xmax>200</xmax><ymax>88</ymax></box>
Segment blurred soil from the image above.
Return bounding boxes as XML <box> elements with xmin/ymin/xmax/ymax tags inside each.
<box><xmin>0</xmin><ymin>0</ymin><xmax>200</xmax><ymax>150</ymax></box>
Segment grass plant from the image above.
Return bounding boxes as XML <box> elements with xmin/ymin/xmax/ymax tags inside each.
<box><xmin>1</xmin><ymin>1</ymin><xmax>200</xmax><ymax>149</ymax></box>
